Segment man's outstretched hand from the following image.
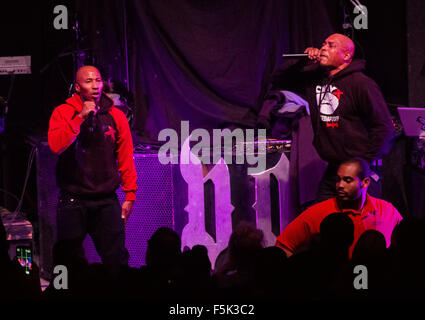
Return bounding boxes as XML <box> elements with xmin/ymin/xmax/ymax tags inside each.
<box><xmin>121</xmin><ymin>200</ymin><xmax>134</xmax><ymax>225</ymax></box>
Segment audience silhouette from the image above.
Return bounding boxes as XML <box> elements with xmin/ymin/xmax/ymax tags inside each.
<box><xmin>132</xmin><ymin>227</ymin><xmax>183</xmax><ymax>299</ymax></box>
<box><xmin>285</xmin><ymin>212</ymin><xmax>354</xmax><ymax>299</ymax></box>
<box><xmin>212</xmin><ymin>221</ymin><xmax>264</xmax><ymax>299</ymax></box>
<box><xmin>384</xmin><ymin>218</ymin><xmax>425</xmax><ymax>299</ymax></box>
<box><xmin>4</xmin><ymin>213</ymin><xmax>425</xmax><ymax>301</ymax></box>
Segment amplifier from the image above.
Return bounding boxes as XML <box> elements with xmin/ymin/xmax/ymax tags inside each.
<box><xmin>82</xmin><ymin>153</ymin><xmax>175</xmax><ymax>267</ymax></box>
<box><xmin>35</xmin><ymin>142</ymin><xmax>175</xmax><ymax>279</ymax></box>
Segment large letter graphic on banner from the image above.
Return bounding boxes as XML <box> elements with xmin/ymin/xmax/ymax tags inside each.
<box><xmin>179</xmin><ymin>136</ymin><xmax>234</xmax><ymax>266</ymax></box>
<box><xmin>250</xmin><ymin>153</ymin><xmax>290</xmax><ymax>247</ymax></box>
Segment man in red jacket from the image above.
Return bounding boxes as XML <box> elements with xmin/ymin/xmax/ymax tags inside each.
<box><xmin>48</xmin><ymin>66</ymin><xmax>137</xmax><ymax>276</ymax></box>
<box><xmin>276</xmin><ymin>158</ymin><xmax>402</xmax><ymax>258</ymax></box>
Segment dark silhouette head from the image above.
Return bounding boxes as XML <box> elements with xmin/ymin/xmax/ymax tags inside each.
<box><xmin>146</xmin><ymin>227</ymin><xmax>181</xmax><ymax>268</ymax></box>
<box><xmin>352</xmin><ymin>229</ymin><xmax>387</xmax><ymax>263</ymax></box>
<box><xmin>185</xmin><ymin>245</ymin><xmax>211</xmax><ymax>271</ymax></box>
<box><xmin>181</xmin><ymin>245</ymin><xmax>212</xmax><ymax>286</ymax></box>
<box><xmin>228</xmin><ymin>222</ymin><xmax>264</xmax><ymax>271</ymax></box>
<box><xmin>320</xmin><ymin>212</ymin><xmax>355</xmax><ymax>249</ymax></box>
<box><xmin>390</xmin><ymin>218</ymin><xmax>425</xmax><ymax>260</ymax></box>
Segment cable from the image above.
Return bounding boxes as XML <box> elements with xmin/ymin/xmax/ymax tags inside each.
<box><xmin>14</xmin><ymin>146</ymin><xmax>36</xmax><ymax>214</ymax></box>
<box><xmin>4</xmin><ymin>145</ymin><xmax>36</xmax><ymax>233</ymax></box>
<box><xmin>0</xmin><ymin>188</ymin><xmax>20</xmax><ymax>204</ymax></box>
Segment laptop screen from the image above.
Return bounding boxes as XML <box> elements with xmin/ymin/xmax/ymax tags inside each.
<box><xmin>397</xmin><ymin>107</ymin><xmax>425</xmax><ymax>137</ymax></box>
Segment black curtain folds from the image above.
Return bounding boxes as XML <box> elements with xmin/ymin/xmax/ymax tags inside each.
<box><xmin>77</xmin><ymin>0</ymin><xmax>340</xmax><ymax>141</ymax></box>
<box><xmin>75</xmin><ymin>0</ymin><xmax>129</xmax><ymax>88</ymax></box>
<box><xmin>128</xmin><ymin>0</ymin><xmax>287</xmax><ymax>138</ymax></box>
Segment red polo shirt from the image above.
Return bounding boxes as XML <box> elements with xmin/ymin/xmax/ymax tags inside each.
<box><xmin>276</xmin><ymin>195</ymin><xmax>403</xmax><ymax>257</ymax></box>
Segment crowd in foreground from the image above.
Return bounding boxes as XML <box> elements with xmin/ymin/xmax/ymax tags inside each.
<box><xmin>1</xmin><ymin>216</ymin><xmax>425</xmax><ymax>301</ymax></box>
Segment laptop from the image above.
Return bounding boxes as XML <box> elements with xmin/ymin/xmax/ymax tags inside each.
<box><xmin>397</xmin><ymin>107</ymin><xmax>425</xmax><ymax>137</ymax></box>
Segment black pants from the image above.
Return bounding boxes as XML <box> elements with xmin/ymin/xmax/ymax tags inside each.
<box><xmin>56</xmin><ymin>192</ymin><xmax>129</xmax><ymax>276</ymax></box>
<box><xmin>316</xmin><ymin>162</ymin><xmax>383</xmax><ymax>204</ymax></box>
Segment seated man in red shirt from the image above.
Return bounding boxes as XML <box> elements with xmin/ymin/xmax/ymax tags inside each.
<box><xmin>276</xmin><ymin>158</ymin><xmax>402</xmax><ymax>258</ymax></box>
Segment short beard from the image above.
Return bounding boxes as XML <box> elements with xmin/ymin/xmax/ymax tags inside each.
<box><xmin>337</xmin><ymin>196</ymin><xmax>362</xmax><ymax>211</ymax></box>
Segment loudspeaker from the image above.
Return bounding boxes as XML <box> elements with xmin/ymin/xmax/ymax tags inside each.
<box><xmin>82</xmin><ymin>153</ymin><xmax>175</xmax><ymax>268</ymax></box>
<box><xmin>36</xmin><ymin>142</ymin><xmax>175</xmax><ymax>280</ymax></box>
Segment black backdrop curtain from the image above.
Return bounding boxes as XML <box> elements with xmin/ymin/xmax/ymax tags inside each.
<box><xmin>0</xmin><ymin>1</ymin><xmax>416</xmax><ymax>229</ymax></box>
<box><xmin>76</xmin><ymin>0</ymin><xmax>340</xmax><ymax>141</ymax></box>
<box><xmin>0</xmin><ymin>0</ymin><xmax>340</xmax><ymax>232</ymax></box>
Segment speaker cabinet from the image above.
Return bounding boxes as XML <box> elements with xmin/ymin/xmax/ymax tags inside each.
<box><xmin>83</xmin><ymin>153</ymin><xmax>175</xmax><ymax>268</ymax></box>
<box><xmin>36</xmin><ymin>142</ymin><xmax>175</xmax><ymax>279</ymax></box>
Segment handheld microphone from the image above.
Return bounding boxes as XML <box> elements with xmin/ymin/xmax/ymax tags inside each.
<box><xmin>87</xmin><ymin>110</ymin><xmax>96</xmax><ymax>132</ymax></box>
<box><xmin>281</xmin><ymin>53</ymin><xmax>308</xmax><ymax>58</ymax></box>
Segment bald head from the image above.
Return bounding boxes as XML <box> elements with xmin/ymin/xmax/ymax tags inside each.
<box><xmin>75</xmin><ymin>66</ymin><xmax>103</xmax><ymax>102</ymax></box>
<box><xmin>76</xmin><ymin>66</ymin><xmax>102</xmax><ymax>84</ymax></box>
<box><xmin>328</xmin><ymin>33</ymin><xmax>355</xmax><ymax>58</ymax></box>
<box><xmin>319</xmin><ymin>33</ymin><xmax>355</xmax><ymax>74</ymax></box>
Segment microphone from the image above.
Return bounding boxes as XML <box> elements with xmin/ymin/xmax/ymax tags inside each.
<box><xmin>281</xmin><ymin>53</ymin><xmax>308</xmax><ymax>58</ymax></box>
<box><xmin>87</xmin><ymin>110</ymin><xmax>96</xmax><ymax>132</ymax></box>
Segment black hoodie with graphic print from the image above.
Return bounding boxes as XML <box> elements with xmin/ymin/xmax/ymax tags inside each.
<box><xmin>269</xmin><ymin>58</ymin><xmax>394</xmax><ymax>164</ymax></box>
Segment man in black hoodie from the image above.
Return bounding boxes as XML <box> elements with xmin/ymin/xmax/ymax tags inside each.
<box><xmin>268</xmin><ymin>33</ymin><xmax>394</xmax><ymax>203</ymax></box>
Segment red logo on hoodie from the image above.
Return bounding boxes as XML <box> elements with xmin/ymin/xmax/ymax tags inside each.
<box><xmin>332</xmin><ymin>88</ymin><xmax>344</xmax><ymax>100</ymax></box>
<box><xmin>326</xmin><ymin>122</ymin><xmax>339</xmax><ymax>128</ymax></box>
<box><xmin>104</xmin><ymin>126</ymin><xmax>116</xmax><ymax>142</ymax></box>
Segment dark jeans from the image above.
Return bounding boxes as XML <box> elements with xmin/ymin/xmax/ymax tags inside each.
<box><xmin>56</xmin><ymin>192</ymin><xmax>129</xmax><ymax>276</ymax></box>
<box><xmin>316</xmin><ymin>162</ymin><xmax>383</xmax><ymax>204</ymax></box>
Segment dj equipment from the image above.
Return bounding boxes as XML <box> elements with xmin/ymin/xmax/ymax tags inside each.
<box><xmin>0</xmin><ymin>56</ymin><xmax>31</xmax><ymax>133</ymax></box>
<box><xmin>0</xmin><ymin>56</ymin><xmax>31</xmax><ymax>75</ymax></box>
